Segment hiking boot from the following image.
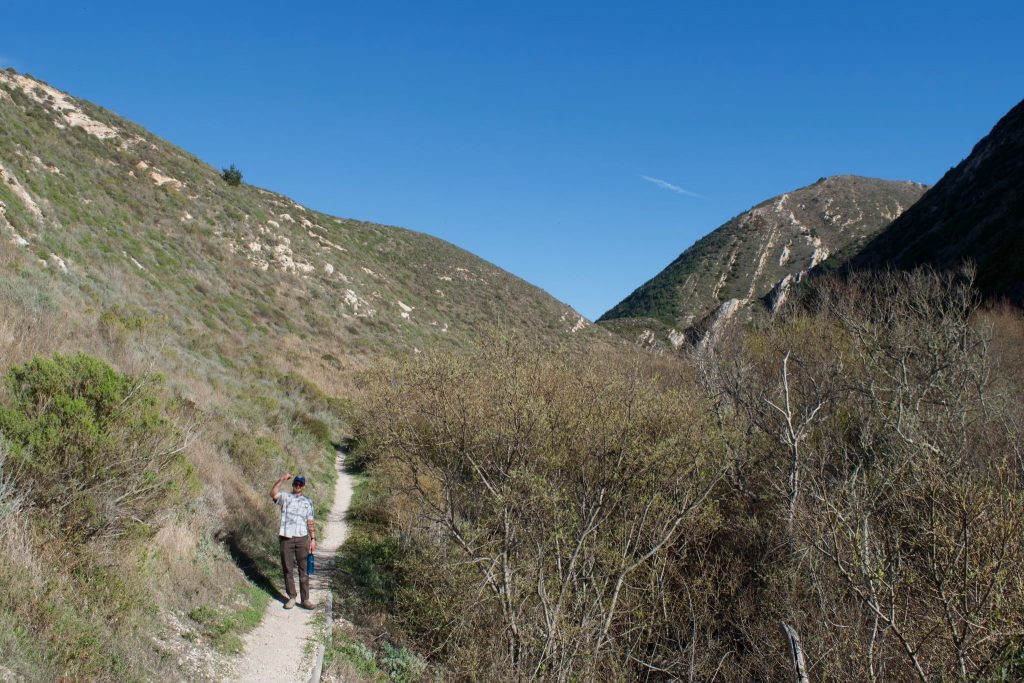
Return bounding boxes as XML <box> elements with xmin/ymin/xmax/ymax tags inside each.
<box><xmin>284</xmin><ymin>597</ymin><xmax>296</xmax><ymax>609</ymax></box>
<box><xmin>299</xmin><ymin>600</ymin><xmax>315</xmax><ymax>610</ymax></box>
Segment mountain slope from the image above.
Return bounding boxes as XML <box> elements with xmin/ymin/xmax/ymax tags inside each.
<box><xmin>847</xmin><ymin>98</ymin><xmax>1024</xmax><ymax>300</ymax></box>
<box><xmin>0</xmin><ymin>69</ymin><xmax>599</xmax><ymax>681</ymax></box>
<box><xmin>598</xmin><ymin>176</ymin><xmax>926</xmax><ymax>338</ymax></box>
<box><xmin>0</xmin><ymin>69</ymin><xmax>592</xmax><ymax>380</ymax></box>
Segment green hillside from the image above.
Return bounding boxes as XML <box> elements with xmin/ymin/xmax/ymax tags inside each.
<box><xmin>0</xmin><ymin>69</ymin><xmax>592</xmax><ymax>373</ymax></box>
<box><xmin>0</xmin><ymin>68</ymin><xmax>598</xmax><ymax>681</ymax></box>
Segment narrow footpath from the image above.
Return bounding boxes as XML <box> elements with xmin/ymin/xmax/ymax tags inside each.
<box><xmin>232</xmin><ymin>453</ymin><xmax>353</xmax><ymax>682</ymax></box>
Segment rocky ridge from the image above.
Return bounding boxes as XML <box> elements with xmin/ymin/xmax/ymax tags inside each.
<box><xmin>599</xmin><ymin>175</ymin><xmax>927</xmax><ymax>349</ymax></box>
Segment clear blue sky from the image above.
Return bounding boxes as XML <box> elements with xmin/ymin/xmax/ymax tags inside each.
<box><xmin>2</xmin><ymin>1</ymin><xmax>1022</xmax><ymax>319</ymax></box>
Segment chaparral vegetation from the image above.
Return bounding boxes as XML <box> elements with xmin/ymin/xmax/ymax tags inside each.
<box><xmin>342</xmin><ymin>269</ymin><xmax>1024</xmax><ymax>682</ymax></box>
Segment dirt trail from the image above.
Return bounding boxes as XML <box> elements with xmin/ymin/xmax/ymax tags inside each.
<box><xmin>232</xmin><ymin>453</ymin><xmax>353</xmax><ymax>682</ymax></box>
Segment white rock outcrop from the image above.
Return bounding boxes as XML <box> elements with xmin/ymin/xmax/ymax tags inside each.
<box><xmin>0</xmin><ymin>71</ymin><xmax>120</xmax><ymax>141</ymax></box>
<box><xmin>0</xmin><ymin>162</ymin><xmax>44</xmax><ymax>221</ymax></box>
<box><xmin>667</xmin><ymin>329</ymin><xmax>686</xmax><ymax>348</ymax></box>
<box><xmin>343</xmin><ymin>289</ymin><xmax>375</xmax><ymax>318</ymax></box>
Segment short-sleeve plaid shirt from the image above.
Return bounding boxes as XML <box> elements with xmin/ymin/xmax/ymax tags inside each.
<box><xmin>276</xmin><ymin>491</ymin><xmax>314</xmax><ymax>538</ymax></box>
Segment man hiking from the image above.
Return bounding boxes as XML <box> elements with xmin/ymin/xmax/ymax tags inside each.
<box><xmin>270</xmin><ymin>472</ymin><xmax>316</xmax><ymax>609</ymax></box>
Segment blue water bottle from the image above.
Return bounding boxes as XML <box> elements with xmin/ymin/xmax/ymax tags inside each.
<box><xmin>307</xmin><ymin>552</ymin><xmax>315</xmax><ymax>576</ymax></box>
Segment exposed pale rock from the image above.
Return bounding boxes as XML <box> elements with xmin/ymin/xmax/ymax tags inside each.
<box><xmin>151</xmin><ymin>171</ymin><xmax>183</xmax><ymax>189</ymax></box>
<box><xmin>697</xmin><ymin>298</ymin><xmax>747</xmax><ymax>350</ymax></box>
<box><xmin>125</xmin><ymin>134</ymin><xmax>158</xmax><ymax>151</ymax></box>
<box><xmin>0</xmin><ymin>162</ymin><xmax>44</xmax><ymax>221</ymax></box>
<box><xmin>570</xmin><ymin>315</ymin><xmax>589</xmax><ymax>333</ymax></box>
<box><xmin>807</xmin><ymin>236</ymin><xmax>831</xmax><ymax>268</ymax></box>
<box><xmin>271</xmin><ymin>243</ymin><xmax>293</xmax><ymax>264</ymax></box>
<box><xmin>0</xmin><ymin>71</ymin><xmax>120</xmax><ymax>141</ymax></box>
<box><xmin>47</xmin><ymin>254</ymin><xmax>69</xmax><ymax>273</ymax></box>
<box><xmin>343</xmin><ymin>289</ymin><xmax>375</xmax><ymax>317</ymax></box>
<box><xmin>746</xmin><ymin>226</ymin><xmax>779</xmax><ymax>298</ymax></box>
<box><xmin>712</xmin><ymin>243</ymin><xmax>739</xmax><ymax>300</ymax></box>
<box><xmin>130</xmin><ymin>256</ymin><xmax>146</xmax><ymax>271</ymax></box>
<box><xmin>767</xmin><ymin>274</ymin><xmax>795</xmax><ymax>313</ymax></box>
<box><xmin>308</xmin><ymin>230</ymin><xmax>346</xmax><ymax>253</ymax></box>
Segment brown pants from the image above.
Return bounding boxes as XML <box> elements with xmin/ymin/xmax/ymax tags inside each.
<box><xmin>279</xmin><ymin>535</ymin><xmax>310</xmax><ymax>602</ymax></box>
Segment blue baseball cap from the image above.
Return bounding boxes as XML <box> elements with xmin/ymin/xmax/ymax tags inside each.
<box><xmin>293</xmin><ymin>475</ymin><xmax>306</xmax><ymax>486</ymax></box>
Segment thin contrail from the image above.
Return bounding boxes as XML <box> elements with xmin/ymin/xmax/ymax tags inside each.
<box><xmin>640</xmin><ymin>175</ymin><xmax>703</xmax><ymax>198</ymax></box>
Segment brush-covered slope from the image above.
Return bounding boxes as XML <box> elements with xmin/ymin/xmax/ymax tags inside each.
<box><xmin>848</xmin><ymin>98</ymin><xmax>1024</xmax><ymax>300</ymax></box>
<box><xmin>0</xmin><ymin>69</ymin><xmax>596</xmax><ymax>680</ymax></box>
<box><xmin>0</xmin><ymin>69</ymin><xmax>591</xmax><ymax>378</ymax></box>
<box><xmin>599</xmin><ymin>176</ymin><xmax>926</xmax><ymax>337</ymax></box>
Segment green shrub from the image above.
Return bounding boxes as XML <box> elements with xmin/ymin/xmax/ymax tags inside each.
<box><xmin>990</xmin><ymin>638</ymin><xmax>1024</xmax><ymax>682</ymax></box>
<box><xmin>227</xmin><ymin>433</ymin><xmax>287</xmax><ymax>479</ymax></box>
<box><xmin>381</xmin><ymin>642</ymin><xmax>426</xmax><ymax>683</ymax></box>
<box><xmin>337</xmin><ymin>528</ymin><xmax>402</xmax><ymax>608</ymax></box>
<box><xmin>221</xmin><ymin>164</ymin><xmax>243</xmax><ymax>186</ymax></box>
<box><xmin>0</xmin><ymin>353</ymin><xmax>183</xmax><ymax>542</ymax></box>
<box><xmin>295</xmin><ymin>411</ymin><xmax>331</xmax><ymax>445</ymax></box>
<box><xmin>186</xmin><ymin>583</ymin><xmax>267</xmax><ymax>654</ymax></box>
<box><xmin>345</xmin><ymin>436</ymin><xmax>374</xmax><ymax>473</ymax></box>
<box><xmin>330</xmin><ymin>632</ymin><xmax>381</xmax><ymax>678</ymax></box>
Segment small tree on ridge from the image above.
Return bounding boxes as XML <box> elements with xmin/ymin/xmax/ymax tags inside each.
<box><xmin>221</xmin><ymin>163</ymin><xmax>243</xmax><ymax>186</ymax></box>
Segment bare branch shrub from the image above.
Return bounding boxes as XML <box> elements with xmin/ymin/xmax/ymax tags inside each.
<box><xmin>350</xmin><ymin>268</ymin><xmax>1024</xmax><ymax>682</ymax></box>
<box><xmin>356</xmin><ymin>338</ymin><xmax>729</xmax><ymax>681</ymax></box>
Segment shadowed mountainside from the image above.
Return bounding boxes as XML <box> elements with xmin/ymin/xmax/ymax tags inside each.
<box><xmin>846</xmin><ymin>98</ymin><xmax>1024</xmax><ymax>301</ymax></box>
